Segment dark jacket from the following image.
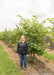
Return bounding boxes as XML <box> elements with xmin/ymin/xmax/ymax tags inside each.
<box><xmin>16</xmin><ymin>41</ymin><xmax>29</xmax><ymax>55</ymax></box>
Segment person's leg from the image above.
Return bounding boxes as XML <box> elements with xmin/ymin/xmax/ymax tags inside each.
<box><xmin>23</xmin><ymin>54</ymin><xmax>27</xmax><ymax>69</ymax></box>
<box><xmin>18</xmin><ymin>54</ymin><xmax>23</xmax><ymax>69</ymax></box>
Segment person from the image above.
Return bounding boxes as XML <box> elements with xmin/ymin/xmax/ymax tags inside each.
<box><xmin>16</xmin><ymin>35</ymin><xmax>29</xmax><ymax>71</ymax></box>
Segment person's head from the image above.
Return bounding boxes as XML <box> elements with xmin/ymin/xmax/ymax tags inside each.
<box><xmin>20</xmin><ymin>35</ymin><xmax>25</xmax><ymax>42</ymax></box>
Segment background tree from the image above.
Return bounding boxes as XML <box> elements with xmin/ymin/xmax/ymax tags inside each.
<box><xmin>47</xmin><ymin>18</ymin><xmax>54</xmax><ymax>42</ymax></box>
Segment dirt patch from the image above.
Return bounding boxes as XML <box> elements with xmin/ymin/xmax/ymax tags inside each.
<box><xmin>46</xmin><ymin>48</ymin><xmax>54</xmax><ymax>54</ymax></box>
<box><xmin>0</xmin><ymin>40</ymin><xmax>54</xmax><ymax>75</ymax></box>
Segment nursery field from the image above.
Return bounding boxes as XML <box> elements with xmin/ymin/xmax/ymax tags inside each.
<box><xmin>0</xmin><ymin>40</ymin><xmax>54</xmax><ymax>75</ymax></box>
<box><xmin>0</xmin><ymin>16</ymin><xmax>54</xmax><ymax>75</ymax></box>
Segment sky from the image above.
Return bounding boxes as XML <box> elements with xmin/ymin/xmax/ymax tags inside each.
<box><xmin>0</xmin><ymin>0</ymin><xmax>54</xmax><ymax>32</ymax></box>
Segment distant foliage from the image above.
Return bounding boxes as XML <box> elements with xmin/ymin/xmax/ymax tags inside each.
<box><xmin>47</xmin><ymin>18</ymin><xmax>54</xmax><ymax>42</ymax></box>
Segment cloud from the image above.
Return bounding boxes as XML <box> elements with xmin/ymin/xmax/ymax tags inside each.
<box><xmin>0</xmin><ymin>0</ymin><xmax>54</xmax><ymax>32</ymax></box>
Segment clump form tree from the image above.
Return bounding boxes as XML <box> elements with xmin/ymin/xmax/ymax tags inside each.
<box><xmin>17</xmin><ymin>15</ymin><xmax>49</xmax><ymax>58</ymax></box>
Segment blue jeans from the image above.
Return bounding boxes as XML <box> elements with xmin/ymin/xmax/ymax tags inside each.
<box><xmin>18</xmin><ymin>54</ymin><xmax>27</xmax><ymax>68</ymax></box>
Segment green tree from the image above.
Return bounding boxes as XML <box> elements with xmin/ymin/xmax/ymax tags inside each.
<box><xmin>17</xmin><ymin>15</ymin><xmax>49</xmax><ymax>56</ymax></box>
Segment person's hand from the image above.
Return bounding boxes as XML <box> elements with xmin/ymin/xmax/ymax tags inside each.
<box><xmin>27</xmin><ymin>54</ymin><xmax>29</xmax><ymax>57</ymax></box>
<box><xmin>16</xmin><ymin>53</ymin><xmax>18</xmax><ymax>56</ymax></box>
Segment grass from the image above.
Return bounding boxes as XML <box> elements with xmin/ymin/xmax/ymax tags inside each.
<box><xmin>0</xmin><ymin>44</ymin><xmax>25</xmax><ymax>75</ymax></box>
<box><xmin>43</xmin><ymin>52</ymin><xmax>54</xmax><ymax>61</ymax></box>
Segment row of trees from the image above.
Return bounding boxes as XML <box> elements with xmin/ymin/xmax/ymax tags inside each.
<box><xmin>0</xmin><ymin>15</ymin><xmax>54</xmax><ymax>57</ymax></box>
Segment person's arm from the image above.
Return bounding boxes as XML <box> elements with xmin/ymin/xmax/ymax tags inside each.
<box><xmin>26</xmin><ymin>42</ymin><xmax>29</xmax><ymax>55</ymax></box>
<box><xmin>16</xmin><ymin>42</ymin><xmax>19</xmax><ymax>53</ymax></box>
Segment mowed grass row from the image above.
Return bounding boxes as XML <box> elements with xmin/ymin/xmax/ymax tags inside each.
<box><xmin>0</xmin><ymin>44</ymin><xmax>23</xmax><ymax>75</ymax></box>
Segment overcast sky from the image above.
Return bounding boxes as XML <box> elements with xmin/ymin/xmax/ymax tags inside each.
<box><xmin>0</xmin><ymin>0</ymin><xmax>54</xmax><ymax>32</ymax></box>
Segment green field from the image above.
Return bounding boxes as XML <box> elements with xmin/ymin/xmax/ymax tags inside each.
<box><xmin>43</xmin><ymin>52</ymin><xmax>54</xmax><ymax>61</ymax></box>
<box><xmin>0</xmin><ymin>44</ymin><xmax>23</xmax><ymax>75</ymax></box>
